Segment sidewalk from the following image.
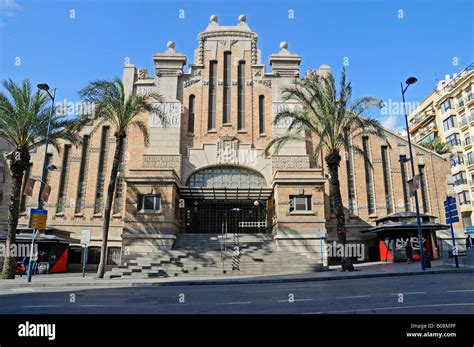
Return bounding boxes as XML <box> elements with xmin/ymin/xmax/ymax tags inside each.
<box><xmin>0</xmin><ymin>260</ymin><xmax>471</xmax><ymax>290</ymax></box>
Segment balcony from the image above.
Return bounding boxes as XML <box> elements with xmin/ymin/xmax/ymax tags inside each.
<box><xmin>460</xmin><ymin>117</ymin><xmax>470</xmax><ymax>131</ymax></box>
<box><xmin>464</xmin><ymin>137</ymin><xmax>473</xmax><ymax>151</ymax></box>
<box><xmin>468</xmin><ymin>160</ymin><xmax>474</xmax><ymax>171</ymax></box>
<box><xmin>460</xmin><ymin>202</ymin><xmax>473</xmax><ymax>213</ymax></box>
<box><xmin>410</xmin><ymin>111</ymin><xmax>435</xmax><ymax>134</ymax></box>
<box><xmin>441</xmin><ymin>107</ymin><xmax>456</xmax><ymax>119</ymax></box>
<box><xmin>456</xmin><ymin>102</ymin><xmax>466</xmax><ymax>113</ymax></box>
<box><xmin>451</xmin><ymin>162</ymin><xmax>467</xmax><ymax>174</ymax></box>
<box><xmin>467</xmin><ymin>95</ymin><xmax>474</xmax><ymax>108</ymax></box>
<box><xmin>447</xmin><ymin>138</ymin><xmax>463</xmax><ymax>149</ymax></box>
<box><xmin>454</xmin><ymin>180</ymin><xmax>469</xmax><ymax>193</ymax></box>
<box><xmin>417</xmin><ymin>123</ymin><xmax>438</xmax><ymax>140</ymax></box>
<box><xmin>454</xmin><ymin>178</ymin><xmax>468</xmax><ymax>186</ymax></box>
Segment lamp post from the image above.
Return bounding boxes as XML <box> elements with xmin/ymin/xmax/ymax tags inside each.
<box><xmin>221</xmin><ymin>207</ymin><xmax>241</xmax><ymax>273</ymax></box>
<box><xmin>27</xmin><ymin>83</ymin><xmax>56</xmax><ymax>282</ymax></box>
<box><xmin>401</xmin><ymin>77</ymin><xmax>426</xmax><ymax>271</ymax></box>
<box><xmin>253</xmin><ymin>200</ymin><xmax>268</xmax><ymax>233</ymax></box>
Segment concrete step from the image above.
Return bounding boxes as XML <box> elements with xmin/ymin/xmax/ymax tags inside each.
<box><xmin>105</xmin><ymin>233</ymin><xmax>325</xmax><ymax>279</ymax></box>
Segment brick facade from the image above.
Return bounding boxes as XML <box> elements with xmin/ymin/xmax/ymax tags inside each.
<box><xmin>0</xmin><ymin>15</ymin><xmax>460</xmax><ymax>266</ymax></box>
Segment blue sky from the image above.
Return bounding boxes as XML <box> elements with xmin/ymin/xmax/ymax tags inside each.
<box><xmin>0</xmin><ymin>0</ymin><xmax>473</xmax><ymax>131</ymax></box>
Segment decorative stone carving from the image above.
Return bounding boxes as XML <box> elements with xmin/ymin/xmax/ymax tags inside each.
<box><xmin>216</xmin><ymin>136</ymin><xmax>240</xmax><ymax>164</ymax></box>
<box><xmin>184</xmin><ymin>79</ymin><xmax>200</xmax><ymax>88</ymax></box>
<box><xmin>198</xmin><ymin>38</ymin><xmax>205</xmax><ymax>64</ymax></box>
<box><xmin>372</xmin><ymin>157</ymin><xmax>383</xmax><ymax>163</ymax></box>
<box><xmin>138</xmin><ymin>68</ymin><xmax>149</xmax><ymax>79</ymax></box>
<box><xmin>251</xmin><ymin>37</ymin><xmax>258</xmax><ymax>64</ymax></box>
<box><xmin>136</xmin><ymin>85</ymin><xmax>159</xmax><ymax>97</ymax></box>
<box><xmin>256</xmin><ymin>79</ymin><xmax>271</xmax><ymax>88</ymax></box>
<box><xmin>202</xmin><ymin>80</ymin><xmax>209</xmax><ymax>85</ymax></box>
<box><xmin>253</xmin><ymin>70</ymin><xmax>261</xmax><ymax>77</ymax></box>
<box><xmin>272</xmin><ymin>103</ymin><xmax>300</xmax><ymax>128</ymax></box>
<box><xmin>272</xmin><ymin>156</ymin><xmax>310</xmax><ymax>172</ymax></box>
<box><xmin>391</xmin><ymin>167</ymin><xmax>402</xmax><ymax>173</ymax></box>
<box><xmin>199</xmin><ymin>31</ymin><xmax>255</xmax><ymax>41</ymax></box>
<box><xmin>150</xmin><ymin>102</ymin><xmax>182</xmax><ymax>128</ymax></box>
<box><xmin>245</xmin><ymin>80</ymin><xmax>253</xmax><ymax>86</ymax></box>
<box><xmin>231</xmin><ymin>80</ymin><xmax>238</xmax><ymax>86</ymax></box>
<box><xmin>142</xmin><ymin>155</ymin><xmax>181</xmax><ymax>172</ymax></box>
<box><xmin>217</xmin><ymin>80</ymin><xmax>224</xmax><ymax>85</ymax></box>
<box><xmin>192</xmin><ymin>69</ymin><xmax>202</xmax><ymax>77</ymax></box>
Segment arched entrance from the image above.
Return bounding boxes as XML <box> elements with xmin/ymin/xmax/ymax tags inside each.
<box><xmin>180</xmin><ymin>166</ymin><xmax>273</xmax><ymax>234</ymax></box>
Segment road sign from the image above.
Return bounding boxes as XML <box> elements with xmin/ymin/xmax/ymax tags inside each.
<box><xmin>28</xmin><ymin>208</ymin><xmax>48</xmax><ymax>230</ymax></box>
<box><xmin>447</xmin><ymin>216</ymin><xmax>460</xmax><ymax>224</ymax></box>
<box><xmin>466</xmin><ymin>226</ymin><xmax>474</xmax><ymax>234</ymax></box>
<box><xmin>444</xmin><ymin>196</ymin><xmax>460</xmax><ymax>268</ymax></box>
<box><xmin>80</xmin><ymin>230</ymin><xmax>91</xmax><ymax>246</ymax></box>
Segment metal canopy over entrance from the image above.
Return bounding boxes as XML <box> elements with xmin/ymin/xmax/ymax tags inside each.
<box><xmin>178</xmin><ymin>187</ymin><xmax>273</xmax><ymax>201</ymax></box>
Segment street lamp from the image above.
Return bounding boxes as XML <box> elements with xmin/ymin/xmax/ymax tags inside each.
<box><xmin>400</xmin><ymin>76</ymin><xmax>426</xmax><ymax>271</ymax></box>
<box><xmin>26</xmin><ymin>83</ymin><xmax>56</xmax><ymax>282</ymax></box>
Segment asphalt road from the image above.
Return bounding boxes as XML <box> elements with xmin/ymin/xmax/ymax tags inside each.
<box><xmin>0</xmin><ymin>273</ymin><xmax>472</xmax><ymax>314</ymax></box>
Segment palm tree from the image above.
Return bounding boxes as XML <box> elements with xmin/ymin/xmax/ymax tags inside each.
<box><xmin>421</xmin><ymin>137</ymin><xmax>451</xmax><ymax>155</ymax></box>
<box><xmin>0</xmin><ymin>79</ymin><xmax>81</xmax><ymax>279</ymax></box>
<box><xmin>78</xmin><ymin>78</ymin><xmax>163</xmax><ymax>278</ymax></box>
<box><xmin>266</xmin><ymin>68</ymin><xmax>387</xmax><ymax>271</ymax></box>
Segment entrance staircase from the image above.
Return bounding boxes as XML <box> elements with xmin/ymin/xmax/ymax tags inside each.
<box><xmin>105</xmin><ymin>233</ymin><xmax>325</xmax><ymax>279</ymax></box>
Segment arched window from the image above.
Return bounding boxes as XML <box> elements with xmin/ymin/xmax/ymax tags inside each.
<box><xmin>188</xmin><ymin>94</ymin><xmax>195</xmax><ymax>134</ymax></box>
<box><xmin>187</xmin><ymin>166</ymin><xmax>267</xmax><ymax>188</ymax></box>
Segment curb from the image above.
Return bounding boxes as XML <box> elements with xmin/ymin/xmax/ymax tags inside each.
<box><xmin>151</xmin><ymin>268</ymin><xmax>474</xmax><ymax>286</ymax></box>
<box><xmin>0</xmin><ymin>268</ymin><xmax>472</xmax><ymax>290</ymax></box>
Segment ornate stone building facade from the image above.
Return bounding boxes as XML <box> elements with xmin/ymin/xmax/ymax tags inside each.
<box><xmin>0</xmin><ymin>15</ymin><xmax>461</xmax><ymax>269</ymax></box>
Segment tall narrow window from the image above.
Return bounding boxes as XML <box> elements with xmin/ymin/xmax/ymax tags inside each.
<box><xmin>345</xmin><ymin>138</ymin><xmax>357</xmax><ymax>215</ymax></box>
<box><xmin>75</xmin><ymin>135</ymin><xmax>90</xmax><ymax>214</ymax></box>
<box><xmin>208</xmin><ymin>61</ymin><xmax>217</xmax><ymax>130</ymax></box>
<box><xmin>113</xmin><ymin>175</ymin><xmax>124</xmax><ymax>215</ymax></box>
<box><xmin>400</xmin><ymin>160</ymin><xmax>412</xmax><ymax>211</ymax></box>
<box><xmin>259</xmin><ymin>95</ymin><xmax>265</xmax><ymax>134</ymax></box>
<box><xmin>94</xmin><ymin>126</ymin><xmax>109</xmax><ymax>214</ymax></box>
<box><xmin>381</xmin><ymin>146</ymin><xmax>394</xmax><ymax>214</ymax></box>
<box><xmin>418</xmin><ymin>165</ymin><xmax>429</xmax><ymax>213</ymax></box>
<box><xmin>113</xmin><ymin>142</ymin><xmax>127</xmax><ymax>214</ymax></box>
<box><xmin>44</xmin><ymin>153</ymin><xmax>52</xmax><ymax>184</ymax></box>
<box><xmin>56</xmin><ymin>144</ymin><xmax>71</xmax><ymax>213</ymax></box>
<box><xmin>223</xmin><ymin>52</ymin><xmax>231</xmax><ymax>124</ymax></box>
<box><xmin>20</xmin><ymin>163</ymin><xmax>32</xmax><ymax>212</ymax></box>
<box><xmin>362</xmin><ymin>136</ymin><xmax>375</xmax><ymax>214</ymax></box>
<box><xmin>188</xmin><ymin>95</ymin><xmax>195</xmax><ymax>133</ymax></box>
<box><xmin>237</xmin><ymin>61</ymin><xmax>246</xmax><ymax>130</ymax></box>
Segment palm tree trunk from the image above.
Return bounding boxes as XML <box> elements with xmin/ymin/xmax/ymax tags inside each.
<box><xmin>1</xmin><ymin>150</ymin><xmax>29</xmax><ymax>279</ymax></box>
<box><xmin>96</xmin><ymin>134</ymin><xmax>124</xmax><ymax>278</ymax></box>
<box><xmin>325</xmin><ymin>150</ymin><xmax>354</xmax><ymax>271</ymax></box>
